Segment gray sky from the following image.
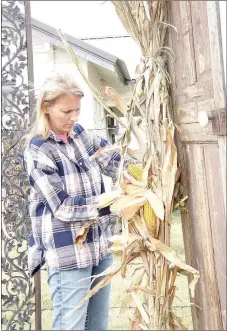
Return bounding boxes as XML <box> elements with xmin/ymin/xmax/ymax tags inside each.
<box><xmin>30</xmin><ymin>1</ymin><xmax>128</xmax><ymax>38</ymax></box>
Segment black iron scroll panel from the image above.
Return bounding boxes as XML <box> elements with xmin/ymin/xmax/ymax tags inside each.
<box><xmin>2</xmin><ymin>1</ymin><xmax>35</xmax><ymax>330</ymax></box>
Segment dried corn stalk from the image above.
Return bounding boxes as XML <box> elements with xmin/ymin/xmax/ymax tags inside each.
<box><xmin>59</xmin><ymin>1</ymin><xmax>200</xmax><ymax>329</ymax></box>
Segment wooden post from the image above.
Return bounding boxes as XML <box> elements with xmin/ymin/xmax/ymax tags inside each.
<box><xmin>34</xmin><ymin>271</ymin><xmax>42</xmax><ymax>330</ymax></box>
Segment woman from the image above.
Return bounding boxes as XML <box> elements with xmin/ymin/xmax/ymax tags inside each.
<box><xmin>24</xmin><ymin>73</ymin><xmax>133</xmax><ymax>330</ymax></box>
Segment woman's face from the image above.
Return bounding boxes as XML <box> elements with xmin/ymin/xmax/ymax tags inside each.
<box><xmin>46</xmin><ymin>93</ymin><xmax>81</xmax><ymax>134</ymax></box>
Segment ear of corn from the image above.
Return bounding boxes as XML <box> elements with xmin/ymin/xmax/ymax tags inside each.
<box><xmin>128</xmin><ymin>164</ymin><xmax>157</xmax><ymax>236</ymax></box>
<box><xmin>128</xmin><ymin>164</ymin><xmax>143</xmax><ymax>181</ymax></box>
<box><xmin>144</xmin><ymin>202</ymin><xmax>156</xmax><ymax>236</ymax></box>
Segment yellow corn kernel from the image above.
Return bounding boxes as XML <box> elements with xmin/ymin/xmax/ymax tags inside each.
<box><xmin>144</xmin><ymin>202</ymin><xmax>156</xmax><ymax>235</ymax></box>
<box><xmin>127</xmin><ymin>164</ymin><xmax>143</xmax><ymax>181</ymax></box>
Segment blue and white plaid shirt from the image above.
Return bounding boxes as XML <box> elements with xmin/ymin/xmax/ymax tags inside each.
<box><xmin>24</xmin><ymin>123</ymin><xmax>125</xmax><ymax>277</ymax></box>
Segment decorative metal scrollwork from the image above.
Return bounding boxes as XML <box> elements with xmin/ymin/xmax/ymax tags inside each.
<box><xmin>2</xmin><ymin>1</ymin><xmax>35</xmax><ymax>329</ymax></box>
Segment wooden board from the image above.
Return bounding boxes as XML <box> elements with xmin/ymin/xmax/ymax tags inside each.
<box><xmin>184</xmin><ymin>144</ymin><xmax>223</xmax><ymax>329</ymax></box>
<box><xmin>168</xmin><ymin>1</ymin><xmax>226</xmax><ymax>329</ymax></box>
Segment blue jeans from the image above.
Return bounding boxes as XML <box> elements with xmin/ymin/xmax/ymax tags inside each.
<box><xmin>47</xmin><ymin>254</ymin><xmax>113</xmax><ymax>330</ymax></box>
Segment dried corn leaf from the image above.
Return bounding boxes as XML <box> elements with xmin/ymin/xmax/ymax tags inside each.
<box><xmin>100</xmin><ymin>86</ymin><xmax>126</xmax><ymax>114</ymax></box>
<box><xmin>114</xmin><ymin>2</ymin><xmax>141</xmax><ymax>49</ymax></box>
<box><xmin>143</xmin><ymin>1</ymin><xmax>151</xmax><ymax>21</ymax></box>
<box><xmin>90</xmin><ymin>145</ymin><xmax>121</xmax><ymax>160</ymax></box>
<box><xmin>148</xmin><ymin>236</ymin><xmax>199</xmax><ymax>275</ymax></box>
<box><xmin>108</xmin><ymin>233</ymin><xmax>141</xmax><ymax>246</ymax></box>
<box><xmin>130</xmin><ymin>269</ymin><xmax>146</xmax><ymax>290</ymax></box>
<box><xmin>127</xmin><ymin>238</ymin><xmax>144</xmax><ymax>256</ymax></box>
<box><xmin>123</xmin><ymin>170</ymin><xmax>146</xmax><ymax>187</ymax></box>
<box><xmin>65</xmin><ymin>266</ymin><xmax>121</xmax><ymax>317</ymax></box>
<box><xmin>188</xmin><ymin>273</ymin><xmax>200</xmax><ymax>298</ymax></box>
<box><xmin>142</xmin><ymin>155</ymin><xmax>153</xmax><ymax>187</ymax></box>
<box><xmin>121</xmin><ymin>183</ymin><xmax>145</xmax><ymax>196</ymax></box>
<box><xmin>127</xmin><ymin>148</ymin><xmax>144</xmax><ymax>162</ymax></box>
<box><xmin>120</xmin><ymin>292</ymin><xmax>132</xmax><ymax>314</ymax></box>
<box><xmin>140</xmin><ymin>251</ymin><xmax>150</xmax><ymax>275</ymax></box>
<box><xmin>161</xmin><ymin>126</ymin><xmax>177</xmax><ymax>219</ymax></box>
<box><xmin>97</xmin><ymin>188</ymin><xmax>123</xmax><ymax>208</ymax></box>
<box><xmin>147</xmin><ymin>236</ymin><xmax>200</xmax><ymax>295</ymax></box>
<box><xmin>74</xmin><ymin>265</ymin><xmax>117</xmax><ymax>286</ymax></box>
<box><xmin>169</xmin><ymin>312</ymin><xmax>188</xmax><ymax>330</ymax></box>
<box><xmin>131</xmin><ymin>119</ymin><xmax>147</xmax><ymax>155</ymax></box>
<box><xmin>159</xmin><ymin>21</ymin><xmax>178</xmax><ymax>34</ymax></box>
<box><xmin>153</xmin><ymin>71</ymin><xmax>162</xmax><ymax>125</ymax></box>
<box><xmin>132</xmin><ymin>214</ymin><xmax>149</xmax><ymax>240</ymax></box>
<box><xmin>136</xmin><ymin>78</ymin><xmax>144</xmax><ymax>97</ymax></box>
<box><xmin>110</xmin><ymin>195</ymin><xmax>137</xmax><ymax>213</ymax></box>
<box><xmin>74</xmin><ymin>223</ymin><xmax>91</xmax><ymax>245</ymax></box>
<box><xmin>144</xmin><ymin>68</ymin><xmax>151</xmax><ymax>93</ymax></box>
<box><xmin>130</xmin><ymin>309</ymin><xmax>143</xmax><ymax>330</ymax></box>
<box><xmin>139</xmin><ymin>323</ymin><xmax>149</xmax><ymax>330</ymax></box>
<box><xmin>124</xmin><ymin>278</ymin><xmax>150</xmax><ymax>325</ymax></box>
<box><xmin>140</xmin><ymin>189</ymin><xmax>164</xmax><ymax>220</ymax></box>
<box><xmin>122</xmin><ymin>196</ymin><xmax>147</xmax><ymax>221</ymax></box>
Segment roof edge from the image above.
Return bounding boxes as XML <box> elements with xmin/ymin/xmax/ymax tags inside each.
<box><xmin>31</xmin><ymin>18</ymin><xmax>132</xmax><ymax>84</ymax></box>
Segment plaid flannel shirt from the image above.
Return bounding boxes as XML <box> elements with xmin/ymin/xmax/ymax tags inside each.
<box><xmin>24</xmin><ymin>123</ymin><xmax>124</xmax><ymax>277</ymax></box>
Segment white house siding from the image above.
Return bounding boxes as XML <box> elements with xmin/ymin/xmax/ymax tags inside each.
<box><xmin>32</xmin><ymin>35</ymin><xmax>54</xmax><ymax>91</ymax></box>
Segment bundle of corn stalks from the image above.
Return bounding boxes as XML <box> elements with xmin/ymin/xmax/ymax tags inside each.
<box><xmin>59</xmin><ymin>1</ymin><xmax>200</xmax><ymax>329</ymax></box>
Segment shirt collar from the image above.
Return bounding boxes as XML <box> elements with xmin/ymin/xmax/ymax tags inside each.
<box><xmin>48</xmin><ymin>125</ymin><xmax>78</xmax><ymax>143</ymax></box>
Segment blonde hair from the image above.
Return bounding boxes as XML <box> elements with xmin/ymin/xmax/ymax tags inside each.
<box><xmin>27</xmin><ymin>72</ymin><xmax>84</xmax><ymax>141</ymax></box>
